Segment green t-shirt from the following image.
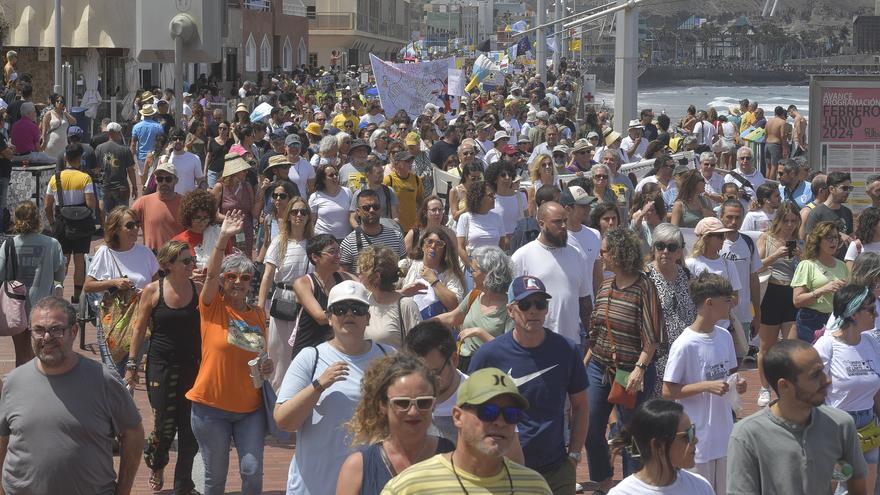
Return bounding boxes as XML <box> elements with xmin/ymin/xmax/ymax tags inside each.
<box><xmin>790</xmin><ymin>258</ymin><xmax>848</xmax><ymax>314</ymax></box>
<box><xmin>458</xmin><ymin>291</ymin><xmax>513</xmax><ymax>357</ymax></box>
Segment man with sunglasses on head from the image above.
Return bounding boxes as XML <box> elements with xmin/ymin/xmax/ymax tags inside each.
<box><xmin>276</xmin><ymin>280</ymin><xmax>390</xmax><ymax>495</ymax></box>
<box><xmin>167</xmin><ymin>128</ymin><xmax>204</xmax><ymax>195</ymax></box>
<box><xmin>131</xmin><ymin>161</ymin><xmax>184</xmax><ymax>252</ymax></box>
<box><xmin>381</xmin><ymin>367</ymin><xmax>551</xmax><ymax>494</ymax></box>
<box><xmin>804</xmin><ymin>171</ymin><xmax>854</xmax><ymax>259</ymax></box>
<box><xmin>468</xmin><ymin>275</ymin><xmax>588</xmax><ymax>494</ymax></box>
<box><xmin>339</xmin><ymin>189</ymin><xmax>405</xmax><ymax>273</ymax></box>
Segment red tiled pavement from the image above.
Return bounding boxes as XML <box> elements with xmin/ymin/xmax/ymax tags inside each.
<box><xmin>0</xmin><ymin>235</ymin><xmax>766</xmax><ymax>494</ymax></box>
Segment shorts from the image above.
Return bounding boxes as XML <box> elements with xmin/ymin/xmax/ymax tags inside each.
<box><xmin>59</xmin><ymin>235</ymin><xmax>91</xmax><ymax>254</ymax></box>
<box><xmin>766</xmin><ymin>143</ymin><xmax>783</xmax><ymax>165</ymax></box>
<box><xmin>760</xmin><ymin>283</ymin><xmax>797</xmax><ymax>326</ymax></box>
<box><xmin>849</xmin><ymin>409</ymin><xmax>880</xmax><ymax>464</ymax></box>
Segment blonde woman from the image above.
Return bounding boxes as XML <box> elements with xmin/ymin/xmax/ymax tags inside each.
<box><xmin>526</xmin><ymin>153</ymin><xmax>557</xmax><ymax>216</ymax></box>
<box><xmin>336</xmin><ymin>354</ymin><xmax>453</xmax><ymax>495</ymax></box>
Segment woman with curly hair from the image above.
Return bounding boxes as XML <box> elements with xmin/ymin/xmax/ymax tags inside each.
<box><xmin>336</xmin><ymin>354</ymin><xmax>454</xmax><ymax>495</ymax></box>
<box><xmin>456</xmin><ymin>180</ymin><xmax>506</xmax><ymax>269</ymax></box>
<box><xmin>309</xmin><ymin>162</ymin><xmax>353</xmax><ymax>242</ymax></box>
<box><xmin>526</xmin><ymin>154</ymin><xmax>557</xmax><ymax>216</ymax></box>
<box><xmin>402</xmin><ymin>226</ymin><xmax>465</xmax><ymax>318</ymax></box>
<box><xmin>403</xmin><ymin>195</ymin><xmax>456</xmax><ymax>257</ymax></box>
<box><xmin>845</xmin><ymin>206</ymin><xmax>880</xmax><ymax>270</ymax></box>
<box><xmin>670</xmin><ymin>170</ymin><xmax>714</xmax><ymax>229</ymax></box>
<box><xmin>172</xmin><ymin>189</ymin><xmax>231</xmax><ymax>278</ymax></box>
<box><xmin>358</xmin><ymin>245</ymin><xmax>422</xmax><ymax>348</ymax></box>
<box><xmin>791</xmin><ymin>221</ymin><xmax>848</xmax><ymax>342</ymax></box>
<box><xmin>486</xmin><ymin>161</ymin><xmax>527</xmax><ymax>237</ymax></box>
<box><xmin>586</xmin><ymin>226</ymin><xmax>663</xmax><ymax>493</ymax></box>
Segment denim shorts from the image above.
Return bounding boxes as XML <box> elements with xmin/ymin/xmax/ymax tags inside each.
<box><xmin>849</xmin><ymin>408</ymin><xmax>879</xmax><ymax>464</ymax></box>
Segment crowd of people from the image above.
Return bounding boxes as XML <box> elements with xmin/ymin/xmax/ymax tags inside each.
<box><xmin>0</xmin><ymin>59</ymin><xmax>876</xmax><ymax>495</ymax></box>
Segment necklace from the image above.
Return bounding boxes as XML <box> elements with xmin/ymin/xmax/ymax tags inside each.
<box><xmin>449</xmin><ymin>451</ymin><xmax>513</xmax><ymax>494</ymax></box>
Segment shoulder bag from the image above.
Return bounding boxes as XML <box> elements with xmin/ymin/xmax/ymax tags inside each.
<box><xmin>53</xmin><ymin>168</ymin><xmax>95</xmax><ymax>240</ymax></box>
<box><xmin>0</xmin><ymin>238</ymin><xmax>27</xmax><ymax>336</ymax></box>
<box><xmin>604</xmin><ymin>293</ymin><xmax>638</xmax><ymax>409</ymax></box>
<box><xmin>101</xmin><ymin>252</ymin><xmax>146</xmax><ymax>363</ymax></box>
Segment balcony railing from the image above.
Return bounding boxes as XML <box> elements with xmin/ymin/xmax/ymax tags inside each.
<box><xmin>309</xmin><ymin>12</ymin><xmax>356</xmax><ymax>30</ymax></box>
<box><xmin>282</xmin><ymin>0</ymin><xmax>307</xmax><ymax>16</ymax></box>
<box><xmin>243</xmin><ymin>0</ymin><xmax>270</xmax><ymax>11</ymax></box>
<box><xmin>310</xmin><ymin>12</ymin><xmax>409</xmax><ymax>40</ymax></box>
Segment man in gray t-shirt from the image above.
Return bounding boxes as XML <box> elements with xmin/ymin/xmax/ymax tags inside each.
<box><xmin>727</xmin><ymin>339</ymin><xmax>867</xmax><ymax>495</ymax></box>
<box><xmin>0</xmin><ymin>297</ymin><xmax>143</xmax><ymax>495</ymax></box>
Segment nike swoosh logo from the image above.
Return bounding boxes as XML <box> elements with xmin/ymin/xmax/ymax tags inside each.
<box><xmin>508</xmin><ymin>365</ymin><xmax>558</xmax><ymax>387</ymax></box>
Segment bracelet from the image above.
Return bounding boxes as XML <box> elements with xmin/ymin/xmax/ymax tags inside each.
<box><xmin>430</xmin><ymin>279</ymin><xmax>440</xmax><ymax>287</ymax></box>
<box><xmin>125</xmin><ymin>359</ymin><xmax>138</xmax><ymax>370</ymax></box>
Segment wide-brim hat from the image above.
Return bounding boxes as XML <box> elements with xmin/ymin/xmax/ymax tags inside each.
<box><xmin>265</xmin><ymin>154</ymin><xmax>293</xmax><ymax>173</ymax></box>
<box><xmin>604</xmin><ymin>130</ymin><xmax>622</xmax><ymax>146</ymax></box>
<box><xmin>493</xmin><ymin>130</ymin><xmax>510</xmax><ymax>142</ymax></box>
<box><xmin>305</xmin><ymin>122</ymin><xmax>322</xmax><ymax>136</ymax></box>
<box><xmin>139</xmin><ymin>104</ymin><xmax>157</xmax><ymax>117</ymax></box>
<box><xmin>235</xmin><ymin>103</ymin><xmax>249</xmax><ymax>115</ymax></box>
<box><xmin>222</xmin><ymin>153</ymin><xmax>252</xmax><ymax>178</ymax></box>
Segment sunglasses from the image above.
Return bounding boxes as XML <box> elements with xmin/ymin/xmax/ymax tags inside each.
<box><xmin>654</xmin><ymin>241</ymin><xmax>680</xmax><ymax>252</ymax></box>
<box><xmin>738</xmin><ymin>156</ymin><xmax>753</xmax><ymax>161</ymax></box>
<box><xmin>329</xmin><ymin>302</ymin><xmax>370</xmax><ymax>317</ymax></box>
<box><xmin>593</xmin><ymin>174</ymin><xmax>608</xmax><ymax>180</ymax></box>
<box><xmin>388</xmin><ymin>396</ymin><xmax>436</xmax><ymax>412</ymax></box>
<box><xmin>171</xmin><ymin>137</ymin><xmax>184</xmax><ymax>142</ymax></box>
<box><xmin>223</xmin><ymin>272</ymin><xmax>253</xmax><ymax>283</ymax></box>
<box><xmin>676</xmin><ymin>424</ymin><xmax>697</xmax><ymax>444</ymax></box>
<box><xmin>468</xmin><ymin>403</ymin><xmax>524</xmax><ymax>424</ymax></box>
<box><xmin>462</xmin><ymin>151</ymin><xmax>475</xmax><ymax>156</ymax></box>
<box><xmin>290</xmin><ymin>208</ymin><xmax>309</xmax><ymax>216</ymax></box>
<box><xmin>360</xmin><ymin>204</ymin><xmax>381</xmax><ymax>212</ymax></box>
<box><xmin>516</xmin><ymin>297</ymin><xmax>549</xmax><ymax>312</ymax></box>
<box><xmin>424</xmin><ymin>238</ymin><xmax>446</xmax><ymax>248</ymax></box>
<box><xmin>124</xmin><ymin>221</ymin><xmax>139</xmax><ymax>230</ymax></box>
<box><xmin>272</xmin><ymin>193</ymin><xmax>289</xmax><ymax>200</ymax></box>
<box><xmin>178</xmin><ymin>256</ymin><xmax>196</xmax><ymax>266</ymax></box>
<box><xmin>155</xmin><ymin>175</ymin><xmax>174</xmax><ymax>183</ymax></box>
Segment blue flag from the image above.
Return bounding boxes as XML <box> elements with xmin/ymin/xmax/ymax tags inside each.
<box><xmin>516</xmin><ymin>35</ymin><xmax>532</xmax><ymax>55</ymax></box>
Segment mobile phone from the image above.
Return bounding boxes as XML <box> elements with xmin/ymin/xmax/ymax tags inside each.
<box><xmin>786</xmin><ymin>240</ymin><xmax>796</xmax><ymax>258</ymax></box>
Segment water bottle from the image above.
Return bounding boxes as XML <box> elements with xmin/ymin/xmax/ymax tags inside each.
<box><xmin>832</xmin><ymin>461</ymin><xmax>853</xmax><ymax>482</ymax></box>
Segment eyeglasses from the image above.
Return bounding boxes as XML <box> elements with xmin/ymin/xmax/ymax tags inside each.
<box><xmin>360</xmin><ymin>204</ymin><xmax>381</xmax><ymax>212</ymax></box>
<box><xmin>467</xmin><ymin>403</ymin><xmax>524</xmax><ymax>424</ymax></box>
<box><xmin>388</xmin><ymin>396</ymin><xmax>436</xmax><ymax>412</ymax></box>
<box><xmin>461</xmin><ymin>151</ymin><xmax>475</xmax><ymax>156</ymax></box>
<box><xmin>541</xmin><ymin>163</ymin><xmax>554</xmax><ymax>169</ymax></box>
<box><xmin>192</xmin><ymin>215</ymin><xmax>211</xmax><ymax>223</ymax></box>
<box><xmin>430</xmin><ymin>358</ymin><xmax>450</xmax><ymax>377</ymax></box>
<box><xmin>272</xmin><ymin>193</ymin><xmax>289</xmax><ymax>200</ymax></box>
<box><xmin>676</xmin><ymin>424</ymin><xmax>697</xmax><ymax>444</ymax></box>
<box><xmin>31</xmin><ymin>325</ymin><xmax>67</xmax><ymax>339</ymax></box>
<box><xmin>290</xmin><ymin>208</ymin><xmax>309</xmax><ymax>217</ymax></box>
<box><xmin>593</xmin><ymin>174</ymin><xmax>608</xmax><ymax>180</ymax></box>
<box><xmin>424</xmin><ymin>238</ymin><xmax>446</xmax><ymax>248</ymax></box>
<box><xmin>177</xmin><ymin>256</ymin><xmax>196</xmax><ymax>266</ymax></box>
<box><xmin>516</xmin><ymin>297</ymin><xmax>549</xmax><ymax>312</ymax></box>
<box><xmin>124</xmin><ymin>221</ymin><xmax>139</xmax><ymax>230</ymax></box>
<box><xmin>574</xmin><ymin>150</ymin><xmax>591</xmax><ymax>155</ymax></box>
<box><xmin>155</xmin><ymin>175</ymin><xmax>174</xmax><ymax>183</ymax></box>
<box><xmin>653</xmin><ymin>241</ymin><xmax>680</xmax><ymax>252</ymax></box>
<box><xmin>223</xmin><ymin>272</ymin><xmax>253</xmax><ymax>283</ymax></box>
<box><xmin>836</xmin><ymin>185</ymin><xmax>854</xmax><ymax>192</ymax></box>
<box><xmin>329</xmin><ymin>302</ymin><xmax>370</xmax><ymax>316</ymax></box>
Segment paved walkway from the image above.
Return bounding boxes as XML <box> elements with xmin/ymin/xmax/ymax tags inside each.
<box><xmin>0</xmin><ymin>235</ymin><xmax>766</xmax><ymax>494</ymax></box>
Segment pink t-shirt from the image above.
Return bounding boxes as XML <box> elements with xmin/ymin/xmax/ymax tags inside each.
<box><xmin>10</xmin><ymin>118</ymin><xmax>40</xmax><ymax>154</ymax></box>
<box><xmin>132</xmin><ymin>193</ymin><xmax>184</xmax><ymax>251</ymax></box>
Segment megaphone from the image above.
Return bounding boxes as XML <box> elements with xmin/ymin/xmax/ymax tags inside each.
<box><xmin>465</xmin><ymin>54</ymin><xmax>500</xmax><ymax>92</ymax></box>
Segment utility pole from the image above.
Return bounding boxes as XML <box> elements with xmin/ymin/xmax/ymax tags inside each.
<box><xmin>613</xmin><ymin>0</ymin><xmax>638</xmax><ymax>131</ymax></box>
<box><xmin>537</xmin><ymin>0</ymin><xmax>546</xmax><ymax>80</ymax></box>
<box><xmin>54</xmin><ymin>0</ymin><xmax>62</xmax><ymax>94</ymax></box>
<box><xmin>554</xmin><ymin>0</ymin><xmax>563</xmax><ymax>70</ymax></box>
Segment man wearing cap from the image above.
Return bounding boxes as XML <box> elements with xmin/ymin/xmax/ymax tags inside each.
<box><xmin>468</xmin><ymin>275</ymin><xmax>588</xmax><ymax>493</ymax></box>
<box><xmin>566</xmin><ymin>140</ymin><xmax>595</xmax><ymax>174</ymax></box>
<box><xmin>285</xmin><ymin>134</ymin><xmax>316</xmax><ymax>196</ymax></box>
<box><xmin>561</xmin><ymin>184</ymin><xmax>602</xmax><ymax>302</ymax></box>
<box><xmin>551</xmin><ymin>145</ymin><xmax>570</xmax><ymax>174</ymax></box>
<box><xmin>521</xmin><ymin>110</ymin><xmax>538</xmax><ymax>140</ymax></box>
<box><xmin>131</xmin><ymin>103</ymin><xmax>164</xmax><ymax>178</ymax></box>
<box><xmin>621</xmin><ymin>119</ymin><xmax>648</xmax><ymax>162</ymax></box>
<box><xmin>339</xmin><ymin>139</ymin><xmax>372</xmax><ymax>194</ymax></box>
<box><xmin>256</xmin><ymin>129</ymin><xmax>288</xmax><ymax>181</ymax></box>
<box><xmin>155</xmin><ymin>99</ymin><xmax>175</xmax><ymax>135</ymax></box>
<box><xmin>381</xmin><ymin>367</ymin><xmax>552</xmax><ymax>494</ymax></box>
<box><xmin>405</xmin><ymin>131</ymin><xmax>434</xmax><ymax>199</ymax></box>
<box><xmin>484</xmin><ymin>131</ymin><xmax>509</xmax><ymax>166</ymax></box>
<box><xmin>428</xmin><ymin>125</ymin><xmax>459</xmax><ymax>170</ymax></box>
<box><xmin>96</xmin><ymin>122</ymin><xmax>138</xmax><ymax>214</ymax></box>
<box><xmin>131</xmin><ymin>160</ymin><xmax>184</xmax><ymax>251</ymax></box>
<box><xmin>528</xmin><ymin>124</ymin><xmax>559</xmax><ymax>165</ymax></box>
<box><xmin>45</xmin><ymin>144</ymin><xmax>97</xmax><ymax>304</ymax></box>
<box><xmin>167</xmin><ymin>128</ymin><xmax>204</xmax><ymax>195</ymax></box>
<box><xmin>528</xmin><ymin>111</ymin><xmax>550</xmax><ymax>149</ymax></box>
<box><xmin>586</xmin><ymin>131</ymin><xmax>600</xmax><ymax>149</ymax></box>
<box><xmin>472</xmin><ymin>122</ymin><xmax>492</xmax><ymax>156</ymax></box>
<box><xmin>276</xmin><ymin>280</ymin><xmax>390</xmax><ymax>495</ymax></box>
<box><xmin>384</xmin><ymin>151</ymin><xmax>424</xmax><ymax>233</ymax></box>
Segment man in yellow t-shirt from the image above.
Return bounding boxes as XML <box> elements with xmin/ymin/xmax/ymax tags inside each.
<box><xmin>739</xmin><ymin>101</ymin><xmax>757</xmax><ymax>133</ymax></box>
<box><xmin>331</xmin><ymin>99</ymin><xmax>360</xmax><ymax>131</ymax></box>
<box><xmin>381</xmin><ymin>368</ymin><xmax>551</xmax><ymax>495</ymax></box>
<box><xmin>384</xmin><ymin>151</ymin><xmax>424</xmax><ymax>232</ymax></box>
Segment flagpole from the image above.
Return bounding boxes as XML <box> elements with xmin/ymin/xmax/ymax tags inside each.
<box><xmin>536</xmin><ymin>0</ymin><xmax>546</xmax><ymax>80</ymax></box>
<box><xmin>511</xmin><ymin>1</ymin><xmax>615</xmax><ymax>37</ymax></box>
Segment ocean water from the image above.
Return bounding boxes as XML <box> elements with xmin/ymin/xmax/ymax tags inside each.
<box><xmin>593</xmin><ymin>84</ymin><xmax>810</xmax><ymax>122</ymax></box>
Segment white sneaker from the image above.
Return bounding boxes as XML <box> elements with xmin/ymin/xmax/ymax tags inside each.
<box><xmin>757</xmin><ymin>387</ymin><xmax>771</xmax><ymax>407</ymax></box>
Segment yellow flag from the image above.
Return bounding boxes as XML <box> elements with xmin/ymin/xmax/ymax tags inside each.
<box><xmin>505</xmin><ymin>24</ymin><xmax>512</xmax><ymax>32</ymax></box>
<box><xmin>570</xmin><ymin>39</ymin><xmax>581</xmax><ymax>51</ymax></box>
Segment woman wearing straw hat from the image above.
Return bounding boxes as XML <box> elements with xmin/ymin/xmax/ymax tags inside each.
<box><xmin>212</xmin><ymin>153</ymin><xmax>257</xmax><ymax>257</ymax></box>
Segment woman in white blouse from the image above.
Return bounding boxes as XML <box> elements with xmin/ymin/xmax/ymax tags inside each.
<box><xmin>308</xmin><ymin>163</ymin><xmax>352</xmax><ymax>242</ymax></box>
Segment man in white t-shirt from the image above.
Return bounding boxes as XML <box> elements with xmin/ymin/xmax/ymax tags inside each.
<box><xmin>724</xmin><ymin>147</ymin><xmax>765</xmax><ymax>202</ymax></box>
<box><xmin>699</xmin><ymin>152</ymin><xmax>725</xmax><ymax>205</ymax></box>
<box><xmin>693</xmin><ymin>110</ymin><xmax>717</xmax><ymax>148</ymax></box>
<box><xmin>718</xmin><ymin>200</ymin><xmax>762</xmax><ymax>360</ymax></box>
<box><xmin>560</xmin><ymin>185</ymin><xmax>601</xmax><ymax>355</ymax></box>
<box><xmin>664</xmin><ymin>272</ymin><xmax>746</xmax><ymax>495</ymax></box>
<box><xmin>620</xmin><ymin>120</ymin><xmax>648</xmax><ymax>162</ymax></box>
<box><xmin>167</xmin><ymin>128</ymin><xmax>204</xmax><ymax>194</ymax></box>
<box><xmin>511</xmin><ymin>202</ymin><xmax>591</xmax><ymax>345</ymax></box>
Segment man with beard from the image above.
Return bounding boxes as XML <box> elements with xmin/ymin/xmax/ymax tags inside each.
<box><xmin>132</xmin><ymin>161</ymin><xmax>184</xmax><ymax>251</ymax></box>
<box><xmin>528</xmin><ymin>124</ymin><xmax>559</xmax><ymax>165</ymax></box>
<box><xmin>339</xmin><ymin>189</ymin><xmax>405</xmax><ymax>273</ymax></box>
<box><xmin>467</xmin><ymin>277</ymin><xmax>587</xmax><ymax>494</ymax></box>
<box><xmin>381</xmin><ymin>367</ymin><xmax>551</xmax><ymax>494</ymax></box>
<box><xmin>727</xmin><ymin>339</ymin><xmax>867</xmax><ymax>495</ymax></box>
<box><xmin>805</xmin><ymin>171</ymin><xmax>854</xmax><ymax>259</ymax></box>
<box><xmin>338</xmin><ymin>139</ymin><xmax>372</xmax><ymax>194</ymax></box>
<box><xmin>511</xmin><ymin>202</ymin><xmax>592</xmax><ymax>347</ymax></box>
<box><xmin>0</xmin><ymin>296</ymin><xmax>144</xmax><ymax>495</ymax></box>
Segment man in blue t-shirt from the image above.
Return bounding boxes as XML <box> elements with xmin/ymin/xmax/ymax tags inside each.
<box><xmin>468</xmin><ymin>275</ymin><xmax>588</xmax><ymax>494</ymax></box>
<box><xmin>130</xmin><ymin>104</ymin><xmax>165</xmax><ymax>178</ymax></box>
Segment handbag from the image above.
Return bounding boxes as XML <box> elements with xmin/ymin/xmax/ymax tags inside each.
<box><xmin>270</xmin><ymin>298</ymin><xmax>299</xmax><ymax>321</ymax></box>
<box><xmin>859</xmin><ymin>420</ymin><xmax>880</xmax><ymax>452</ymax></box>
<box><xmin>261</xmin><ymin>381</ymin><xmax>291</xmax><ymax>441</ymax></box>
<box><xmin>100</xmin><ymin>254</ymin><xmax>147</xmax><ymax>363</ymax></box>
<box><xmin>604</xmin><ymin>295</ymin><xmax>638</xmax><ymax>409</ymax></box>
<box><xmin>0</xmin><ymin>239</ymin><xmax>28</xmax><ymax>336</ymax></box>
<box><xmin>53</xmin><ymin>168</ymin><xmax>95</xmax><ymax>240</ymax></box>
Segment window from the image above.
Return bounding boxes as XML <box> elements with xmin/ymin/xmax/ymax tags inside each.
<box><xmin>245</xmin><ymin>34</ymin><xmax>256</xmax><ymax>72</ymax></box>
<box><xmin>283</xmin><ymin>38</ymin><xmax>293</xmax><ymax>71</ymax></box>
<box><xmin>306</xmin><ymin>5</ymin><xmax>315</xmax><ymax>19</ymax></box>
<box><xmin>260</xmin><ymin>35</ymin><xmax>272</xmax><ymax>71</ymax></box>
<box><xmin>309</xmin><ymin>53</ymin><xmax>318</xmax><ymax>68</ymax></box>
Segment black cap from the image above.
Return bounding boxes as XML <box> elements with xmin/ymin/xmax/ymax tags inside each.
<box><xmin>349</xmin><ymin>139</ymin><xmax>371</xmax><ymax>153</ymax></box>
<box><xmin>394</xmin><ymin>151</ymin><xmax>416</xmax><ymax>162</ymax></box>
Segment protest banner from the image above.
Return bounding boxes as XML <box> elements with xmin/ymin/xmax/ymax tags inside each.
<box><xmin>369</xmin><ymin>54</ymin><xmax>457</xmax><ymax>119</ymax></box>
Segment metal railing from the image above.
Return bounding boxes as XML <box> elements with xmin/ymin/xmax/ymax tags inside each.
<box><xmin>310</xmin><ymin>12</ymin><xmax>356</xmax><ymax>30</ymax></box>
<box><xmin>309</xmin><ymin>12</ymin><xmax>408</xmax><ymax>40</ymax></box>
<box><xmin>282</xmin><ymin>0</ymin><xmax>307</xmax><ymax>16</ymax></box>
<box><xmin>243</xmin><ymin>0</ymin><xmax>270</xmax><ymax>11</ymax></box>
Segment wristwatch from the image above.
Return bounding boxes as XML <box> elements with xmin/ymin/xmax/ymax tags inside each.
<box><xmin>125</xmin><ymin>359</ymin><xmax>138</xmax><ymax>371</ymax></box>
<box><xmin>312</xmin><ymin>378</ymin><xmax>325</xmax><ymax>392</ymax></box>
<box><xmin>568</xmin><ymin>452</ymin><xmax>582</xmax><ymax>463</ymax></box>
<box><xmin>635</xmin><ymin>362</ymin><xmax>648</xmax><ymax>370</ymax></box>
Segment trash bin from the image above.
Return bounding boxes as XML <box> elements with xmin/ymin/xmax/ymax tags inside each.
<box><xmin>69</xmin><ymin>106</ymin><xmax>92</xmax><ymax>141</ymax></box>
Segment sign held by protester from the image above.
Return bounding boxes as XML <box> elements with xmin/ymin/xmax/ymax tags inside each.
<box><xmin>369</xmin><ymin>54</ymin><xmax>457</xmax><ymax>119</ymax></box>
<box><xmin>447</xmin><ymin>68</ymin><xmax>464</xmax><ymax>97</ymax></box>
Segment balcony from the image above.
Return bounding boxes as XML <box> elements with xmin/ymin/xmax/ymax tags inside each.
<box><xmin>243</xmin><ymin>0</ymin><xmax>270</xmax><ymax>11</ymax></box>
<box><xmin>282</xmin><ymin>0</ymin><xmax>307</xmax><ymax>16</ymax></box>
<box><xmin>310</xmin><ymin>12</ymin><xmax>356</xmax><ymax>31</ymax></box>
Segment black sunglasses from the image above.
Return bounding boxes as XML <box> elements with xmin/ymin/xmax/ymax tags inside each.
<box><xmin>360</xmin><ymin>204</ymin><xmax>381</xmax><ymax>212</ymax></box>
<box><xmin>653</xmin><ymin>241</ymin><xmax>680</xmax><ymax>252</ymax></box>
<box><xmin>516</xmin><ymin>298</ymin><xmax>549</xmax><ymax>312</ymax></box>
<box><xmin>468</xmin><ymin>404</ymin><xmax>524</xmax><ymax>424</ymax></box>
<box><xmin>272</xmin><ymin>193</ymin><xmax>289</xmax><ymax>200</ymax></box>
<box><xmin>329</xmin><ymin>302</ymin><xmax>370</xmax><ymax>317</ymax></box>
<box><xmin>155</xmin><ymin>175</ymin><xmax>174</xmax><ymax>183</ymax></box>
<box><xmin>124</xmin><ymin>221</ymin><xmax>139</xmax><ymax>230</ymax></box>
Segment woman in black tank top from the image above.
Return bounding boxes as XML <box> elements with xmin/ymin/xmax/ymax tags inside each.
<box><xmin>126</xmin><ymin>241</ymin><xmax>201</xmax><ymax>493</ymax></box>
<box><xmin>291</xmin><ymin>234</ymin><xmax>353</xmax><ymax>360</ymax></box>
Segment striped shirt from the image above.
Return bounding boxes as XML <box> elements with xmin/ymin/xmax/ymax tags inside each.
<box><xmin>339</xmin><ymin>225</ymin><xmax>406</xmax><ymax>273</ymax></box>
<box><xmin>589</xmin><ymin>272</ymin><xmax>664</xmax><ymax>369</ymax></box>
<box><xmin>46</xmin><ymin>168</ymin><xmax>94</xmax><ymax>206</ymax></box>
<box><xmin>381</xmin><ymin>454</ymin><xmax>551</xmax><ymax>495</ymax></box>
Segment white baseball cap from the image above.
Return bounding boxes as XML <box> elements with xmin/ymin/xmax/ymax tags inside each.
<box><xmin>327</xmin><ymin>280</ymin><xmax>371</xmax><ymax>307</ymax></box>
